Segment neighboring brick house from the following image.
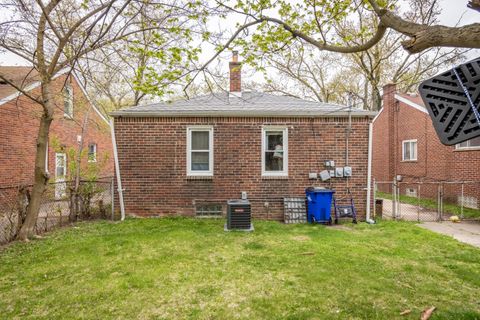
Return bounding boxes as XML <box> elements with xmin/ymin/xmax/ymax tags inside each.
<box><xmin>372</xmin><ymin>83</ymin><xmax>480</xmax><ymax>208</ymax></box>
<box><xmin>0</xmin><ymin>66</ymin><xmax>114</xmax><ymax>191</ymax></box>
<box><xmin>111</xmin><ymin>53</ymin><xmax>376</xmax><ymax>220</ymax></box>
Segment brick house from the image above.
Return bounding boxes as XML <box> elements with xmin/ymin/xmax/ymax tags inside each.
<box><xmin>111</xmin><ymin>53</ymin><xmax>376</xmax><ymax>220</ymax></box>
<box><xmin>0</xmin><ymin>66</ymin><xmax>114</xmax><ymax>192</ymax></box>
<box><xmin>372</xmin><ymin>83</ymin><xmax>480</xmax><ymax>208</ymax></box>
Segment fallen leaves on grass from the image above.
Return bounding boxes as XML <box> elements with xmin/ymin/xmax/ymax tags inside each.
<box><xmin>421</xmin><ymin>306</ymin><xmax>436</xmax><ymax>320</ymax></box>
<box><xmin>400</xmin><ymin>309</ymin><xmax>411</xmax><ymax>316</ymax></box>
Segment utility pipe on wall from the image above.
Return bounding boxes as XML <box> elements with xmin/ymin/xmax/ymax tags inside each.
<box><xmin>110</xmin><ymin>119</ymin><xmax>125</xmax><ymax>221</ymax></box>
<box><xmin>366</xmin><ymin>121</ymin><xmax>375</xmax><ymax>224</ymax></box>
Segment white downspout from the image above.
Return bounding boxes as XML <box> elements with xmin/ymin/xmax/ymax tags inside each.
<box><xmin>366</xmin><ymin>121</ymin><xmax>375</xmax><ymax>224</ymax></box>
<box><xmin>110</xmin><ymin>119</ymin><xmax>125</xmax><ymax>221</ymax></box>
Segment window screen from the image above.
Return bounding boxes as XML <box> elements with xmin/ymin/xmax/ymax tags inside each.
<box><xmin>265</xmin><ymin>131</ymin><xmax>284</xmax><ymax>171</ymax></box>
<box><xmin>262</xmin><ymin>127</ymin><xmax>288</xmax><ymax>176</ymax></box>
<box><xmin>88</xmin><ymin>143</ymin><xmax>97</xmax><ymax>162</ymax></box>
<box><xmin>55</xmin><ymin>153</ymin><xmax>66</xmax><ymax>178</ymax></box>
<box><xmin>402</xmin><ymin>140</ymin><xmax>417</xmax><ymax>161</ymax></box>
<box><xmin>191</xmin><ymin>131</ymin><xmax>209</xmax><ymax>171</ymax></box>
<box><xmin>187</xmin><ymin>127</ymin><xmax>213</xmax><ymax>175</ymax></box>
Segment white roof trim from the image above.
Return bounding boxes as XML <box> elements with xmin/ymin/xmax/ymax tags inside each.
<box><xmin>0</xmin><ymin>68</ymin><xmax>109</xmax><ymax>125</ymax></box>
<box><xmin>0</xmin><ymin>69</ymin><xmax>67</xmax><ymax>107</ymax></box>
<box><xmin>0</xmin><ymin>81</ymin><xmax>42</xmax><ymax>106</ymax></box>
<box><xmin>394</xmin><ymin>94</ymin><xmax>428</xmax><ymax>114</ymax></box>
<box><xmin>71</xmin><ymin>71</ymin><xmax>109</xmax><ymax>125</ymax></box>
<box><xmin>111</xmin><ymin>110</ymin><xmax>377</xmax><ymax>118</ymax></box>
<box><xmin>372</xmin><ymin>106</ymin><xmax>384</xmax><ymax>123</ymax></box>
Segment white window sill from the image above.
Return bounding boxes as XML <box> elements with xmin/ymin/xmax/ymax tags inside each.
<box><xmin>401</xmin><ymin>160</ymin><xmax>417</xmax><ymax>162</ymax></box>
<box><xmin>454</xmin><ymin>147</ymin><xmax>480</xmax><ymax>152</ymax></box>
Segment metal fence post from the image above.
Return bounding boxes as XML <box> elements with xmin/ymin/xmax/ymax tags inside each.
<box><xmin>111</xmin><ymin>177</ymin><xmax>115</xmax><ymax>221</ymax></box>
<box><xmin>392</xmin><ymin>179</ymin><xmax>396</xmax><ymax>219</ymax></box>
<box><xmin>397</xmin><ymin>182</ymin><xmax>401</xmax><ymax>219</ymax></box>
<box><xmin>417</xmin><ymin>184</ymin><xmax>421</xmax><ymax>222</ymax></box>
<box><xmin>461</xmin><ymin>183</ymin><xmax>464</xmax><ymax>219</ymax></box>
<box><xmin>373</xmin><ymin>178</ymin><xmax>376</xmax><ymax>218</ymax></box>
<box><xmin>437</xmin><ymin>183</ymin><xmax>444</xmax><ymax>222</ymax></box>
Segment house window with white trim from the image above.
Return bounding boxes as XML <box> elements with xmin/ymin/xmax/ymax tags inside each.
<box><xmin>63</xmin><ymin>84</ymin><xmax>73</xmax><ymax>118</ymax></box>
<box><xmin>187</xmin><ymin>127</ymin><xmax>213</xmax><ymax>176</ymax></box>
<box><xmin>88</xmin><ymin>143</ymin><xmax>97</xmax><ymax>162</ymax></box>
<box><xmin>455</xmin><ymin>136</ymin><xmax>480</xmax><ymax>150</ymax></box>
<box><xmin>55</xmin><ymin>153</ymin><xmax>67</xmax><ymax>178</ymax></box>
<box><xmin>402</xmin><ymin>140</ymin><xmax>417</xmax><ymax>161</ymax></box>
<box><xmin>262</xmin><ymin>127</ymin><xmax>288</xmax><ymax>176</ymax></box>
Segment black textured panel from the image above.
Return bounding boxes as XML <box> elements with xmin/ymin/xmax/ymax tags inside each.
<box><xmin>419</xmin><ymin>57</ymin><xmax>480</xmax><ymax>145</ymax></box>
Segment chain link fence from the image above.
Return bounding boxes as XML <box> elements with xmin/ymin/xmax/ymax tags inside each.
<box><xmin>0</xmin><ymin>177</ymin><xmax>115</xmax><ymax>244</ymax></box>
<box><xmin>374</xmin><ymin>180</ymin><xmax>480</xmax><ymax>222</ymax></box>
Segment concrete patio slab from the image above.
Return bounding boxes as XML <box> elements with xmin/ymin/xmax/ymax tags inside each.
<box><xmin>418</xmin><ymin>221</ymin><xmax>480</xmax><ymax>248</ymax></box>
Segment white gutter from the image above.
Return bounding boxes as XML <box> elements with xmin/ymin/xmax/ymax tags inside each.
<box><xmin>366</xmin><ymin>121</ymin><xmax>375</xmax><ymax>224</ymax></box>
<box><xmin>110</xmin><ymin>119</ymin><xmax>125</xmax><ymax>221</ymax></box>
<box><xmin>72</xmin><ymin>71</ymin><xmax>110</xmax><ymax>125</ymax></box>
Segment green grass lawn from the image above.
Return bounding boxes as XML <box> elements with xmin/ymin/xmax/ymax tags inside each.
<box><xmin>376</xmin><ymin>191</ymin><xmax>480</xmax><ymax>219</ymax></box>
<box><xmin>1</xmin><ymin>218</ymin><xmax>480</xmax><ymax>319</ymax></box>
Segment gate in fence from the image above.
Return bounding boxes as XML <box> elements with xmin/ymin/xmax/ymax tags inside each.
<box><xmin>374</xmin><ymin>179</ymin><xmax>480</xmax><ymax>222</ymax></box>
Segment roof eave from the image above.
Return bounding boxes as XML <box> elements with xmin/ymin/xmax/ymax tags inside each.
<box><xmin>110</xmin><ymin>111</ymin><xmax>377</xmax><ymax>118</ymax></box>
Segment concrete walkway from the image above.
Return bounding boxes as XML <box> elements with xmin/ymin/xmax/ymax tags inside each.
<box><xmin>418</xmin><ymin>221</ymin><xmax>480</xmax><ymax>248</ymax></box>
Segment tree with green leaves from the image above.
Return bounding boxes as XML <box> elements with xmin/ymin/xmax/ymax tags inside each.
<box><xmin>0</xmin><ymin>0</ymin><xmax>205</xmax><ymax>240</ymax></box>
<box><xmin>193</xmin><ymin>0</ymin><xmax>478</xmax><ymax>87</ymax></box>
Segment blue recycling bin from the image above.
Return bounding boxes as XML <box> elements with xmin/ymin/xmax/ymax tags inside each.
<box><xmin>305</xmin><ymin>187</ymin><xmax>335</xmax><ymax>223</ymax></box>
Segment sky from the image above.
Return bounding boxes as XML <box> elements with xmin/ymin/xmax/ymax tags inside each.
<box><xmin>0</xmin><ymin>1</ymin><xmax>478</xmax><ymax>68</ymax></box>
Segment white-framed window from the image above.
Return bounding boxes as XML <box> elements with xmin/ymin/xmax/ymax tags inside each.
<box><xmin>63</xmin><ymin>84</ymin><xmax>73</xmax><ymax>118</ymax></box>
<box><xmin>88</xmin><ymin>143</ymin><xmax>97</xmax><ymax>162</ymax></box>
<box><xmin>55</xmin><ymin>153</ymin><xmax>67</xmax><ymax>178</ymax></box>
<box><xmin>187</xmin><ymin>126</ymin><xmax>214</xmax><ymax>176</ymax></box>
<box><xmin>55</xmin><ymin>153</ymin><xmax>67</xmax><ymax>199</ymax></box>
<box><xmin>262</xmin><ymin>126</ymin><xmax>288</xmax><ymax>176</ymax></box>
<box><xmin>455</xmin><ymin>136</ymin><xmax>480</xmax><ymax>150</ymax></box>
<box><xmin>402</xmin><ymin>139</ymin><xmax>417</xmax><ymax>161</ymax></box>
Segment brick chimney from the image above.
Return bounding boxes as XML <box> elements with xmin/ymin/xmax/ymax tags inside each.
<box><xmin>382</xmin><ymin>82</ymin><xmax>397</xmax><ymax>183</ymax></box>
<box><xmin>382</xmin><ymin>83</ymin><xmax>397</xmax><ymax>110</ymax></box>
<box><xmin>229</xmin><ymin>51</ymin><xmax>241</xmax><ymax>92</ymax></box>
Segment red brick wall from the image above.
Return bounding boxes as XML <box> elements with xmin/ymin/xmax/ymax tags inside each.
<box><xmin>372</xmin><ymin>85</ymin><xmax>480</xmax><ymax>201</ymax></box>
<box><xmin>114</xmin><ymin>116</ymin><xmax>372</xmax><ymax>220</ymax></box>
<box><xmin>0</xmin><ymin>75</ymin><xmax>113</xmax><ymax>188</ymax></box>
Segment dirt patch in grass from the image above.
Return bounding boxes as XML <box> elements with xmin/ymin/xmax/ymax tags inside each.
<box><xmin>290</xmin><ymin>235</ymin><xmax>311</xmax><ymax>241</ymax></box>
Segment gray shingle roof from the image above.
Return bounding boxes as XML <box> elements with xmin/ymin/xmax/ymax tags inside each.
<box><xmin>111</xmin><ymin>91</ymin><xmax>376</xmax><ymax>118</ymax></box>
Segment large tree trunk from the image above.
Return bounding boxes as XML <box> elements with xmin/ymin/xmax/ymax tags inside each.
<box><xmin>17</xmin><ymin>84</ymin><xmax>54</xmax><ymax>240</ymax></box>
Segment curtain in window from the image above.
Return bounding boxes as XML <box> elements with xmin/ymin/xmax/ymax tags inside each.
<box><xmin>265</xmin><ymin>131</ymin><xmax>283</xmax><ymax>171</ymax></box>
